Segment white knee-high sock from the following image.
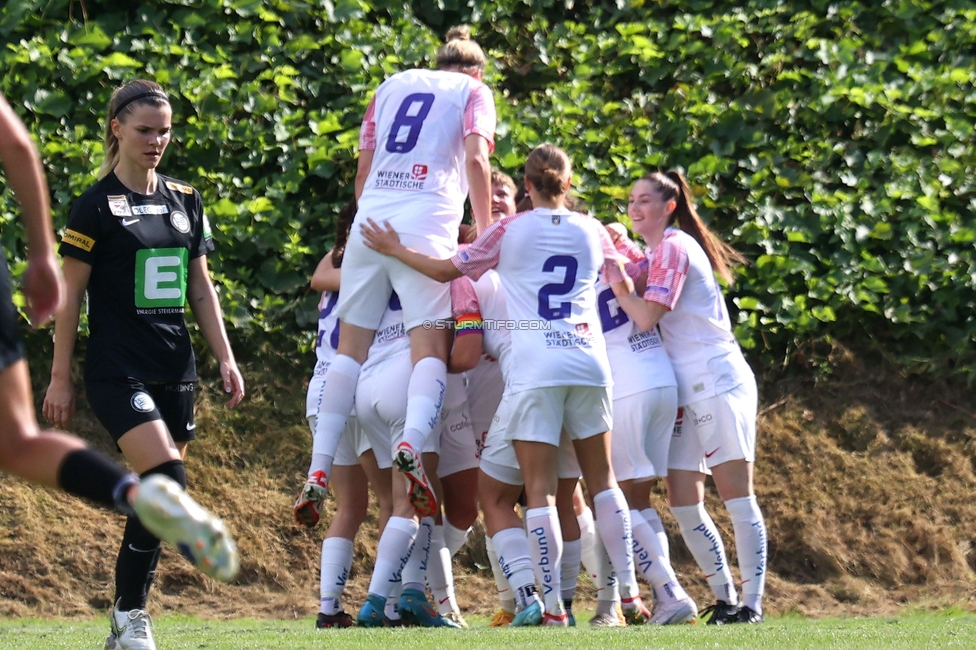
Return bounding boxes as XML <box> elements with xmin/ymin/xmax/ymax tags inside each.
<box><xmin>443</xmin><ymin>518</ymin><xmax>471</xmax><ymax>557</ymax></box>
<box><xmin>592</xmin><ymin>488</ymin><xmax>640</xmax><ymax>603</ymax></box>
<box><xmin>426</xmin><ymin>525</ymin><xmax>458</xmax><ymax>615</ymax></box>
<box><xmin>631</xmin><ymin>509</ymin><xmax>687</xmax><ymax>601</ymax></box>
<box><xmin>367</xmin><ymin>516</ymin><xmax>419</xmax><ymax>598</ymax></box>
<box><xmin>310</xmin><ymin>355</ymin><xmax>361</xmax><ymax>478</ymax></box>
<box><xmin>560</xmin><ymin>538</ymin><xmax>582</xmax><ymax>605</ymax></box>
<box><xmin>726</xmin><ymin>496</ymin><xmax>767</xmax><ymax>614</ymax></box>
<box><xmin>402</xmin><ymin>357</ymin><xmax>447</xmax><ymax>452</ymax></box>
<box><xmin>319</xmin><ymin>537</ymin><xmax>354</xmax><ymax>614</ymax></box>
<box><xmin>485</xmin><ymin>535</ymin><xmax>516</xmax><ymax>613</ymax></box>
<box><xmin>525</xmin><ymin>506</ymin><xmax>563</xmax><ymax>614</ymax></box>
<box><xmin>671</xmin><ymin>502</ymin><xmax>738</xmax><ymax>605</ymax></box>
<box><xmin>577</xmin><ymin>506</ymin><xmax>599</xmax><ymax>584</ymax></box>
<box><xmin>641</xmin><ymin>507</ymin><xmax>670</xmax><ymax>560</ymax></box>
<box><xmin>401</xmin><ymin>516</ymin><xmax>433</xmax><ymax>592</ymax></box>
<box><xmin>594</xmin><ymin>532</ymin><xmax>620</xmax><ymax>616</ymax></box>
<box><xmin>385</xmin><ymin>581</ymin><xmax>403</xmax><ymax>621</ymax></box>
<box><xmin>491</xmin><ymin>527</ymin><xmax>541</xmax><ymax>611</ymax></box>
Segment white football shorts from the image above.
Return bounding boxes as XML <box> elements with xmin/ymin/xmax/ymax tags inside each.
<box><xmin>611</xmin><ymin>385</ymin><xmax>678</xmax><ymax>481</ymax></box>
<box><xmin>667</xmin><ymin>376</ymin><xmax>758</xmax><ymax>472</ymax></box>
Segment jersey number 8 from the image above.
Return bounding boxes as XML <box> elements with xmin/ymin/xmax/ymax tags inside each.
<box><xmin>385</xmin><ymin>93</ymin><xmax>435</xmax><ymax>154</ymax></box>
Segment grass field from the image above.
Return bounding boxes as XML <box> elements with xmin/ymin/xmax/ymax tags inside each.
<box><xmin>1</xmin><ymin>612</ymin><xmax>974</xmax><ymax>649</ymax></box>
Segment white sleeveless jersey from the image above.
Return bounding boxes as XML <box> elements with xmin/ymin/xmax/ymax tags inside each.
<box><xmin>452</xmin><ymin>208</ymin><xmax>625</xmax><ymax>393</ymax></box>
<box><xmin>595</xmin><ymin>279</ymin><xmax>676</xmax><ymax>400</ymax></box>
<box><xmin>306</xmin><ymin>291</ymin><xmax>341</xmax><ymax>417</ymax></box>
<box><xmin>644</xmin><ymin>227</ymin><xmax>754</xmax><ymax>404</ymax></box>
<box><xmin>362</xmin><ymin>292</ymin><xmax>409</xmax><ymax>370</ymax></box>
<box><xmin>357</xmin><ymin>69</ymin><xmax>496</xmax><ymax>246</ymax></box>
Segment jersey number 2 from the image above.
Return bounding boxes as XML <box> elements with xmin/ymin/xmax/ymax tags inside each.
<box><xmin>385</xmin><ymin>93</ymin><xmax>435</xmax><ymax>154</ymax></box>
<box><xmin>538</xmin><ymin>255</ymin><xmax>578</xmax><ymax>320</ymax></box>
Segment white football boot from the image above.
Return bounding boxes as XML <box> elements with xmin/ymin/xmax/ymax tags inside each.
<box><xmin>105</xmin><ymin>602</ymin><xmax>155</xmax><ymax>650</ymax></box>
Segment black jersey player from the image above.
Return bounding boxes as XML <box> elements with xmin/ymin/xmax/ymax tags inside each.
<box><xmin>42</xmin><ymin>80</ymin><xmax>244</xmax><ymax>650</ymax></box>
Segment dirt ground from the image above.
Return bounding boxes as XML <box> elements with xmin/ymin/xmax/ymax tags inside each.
<box><xmin>2</xmin><ymin>341</ymin><xmax>975</xmax><ymax>620</ymax></box>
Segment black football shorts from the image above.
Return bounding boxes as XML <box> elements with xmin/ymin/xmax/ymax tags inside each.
<box><xmin>85</xmin><ymin>377</ymin><xmax>197</xmax><ymax>444</ymax></box>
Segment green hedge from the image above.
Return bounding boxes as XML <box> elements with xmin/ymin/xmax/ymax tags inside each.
<box><xmin>1</xmin><ymin>0</ymin><xmax>974</xmax><ymax>378</ymax></box>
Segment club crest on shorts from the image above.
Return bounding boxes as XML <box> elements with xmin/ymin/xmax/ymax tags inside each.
<box><xmin>130</xmin><ymin>391</ymin><xmax>155</xmax><ymax>413</ymax></box>
<box><xmin>170</xmin><ymin>211</ymin><xmax>191</xmax><ymax>233</ymax></box>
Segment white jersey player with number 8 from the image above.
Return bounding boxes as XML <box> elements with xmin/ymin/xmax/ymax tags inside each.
<box><xmin>360</xmin><ymin>144</ymin><xmax>653</xmax><ymax>627</ymax></box>
<box><xmin>295</xmin><ymin>26</ymin><xmax>496</xmax><ymax>530</ymax></box>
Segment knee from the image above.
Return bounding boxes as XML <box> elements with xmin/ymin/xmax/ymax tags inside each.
<box><xmin>141</xmin><ymin>459</ymin><xmax>187</xmax><ymax>489</ymax></box>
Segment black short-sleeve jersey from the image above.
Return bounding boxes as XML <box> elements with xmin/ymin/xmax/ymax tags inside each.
<box><xmin>59</xmin><ymin>171</ymin><xmax>215</xmax><ymax>382</ymax></box>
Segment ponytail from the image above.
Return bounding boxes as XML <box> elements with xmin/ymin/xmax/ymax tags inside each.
<box><xmin>644</xmin><ymin>170</ymin><xmax>745</xmax><ymax>285</ymax></box>
<box><xmin>524</xmin><ymin>143</ymin><xmax>572</xmax><ymax>203</ymax></box>
<box><xmin>98</xmin><ymin>80</ymin><xmax>169</xmax><ymax>179</ymax></box>
<box><xmin>331</xmin><ymin>199</ymin><xmax>356</xmax><ymax>268</ymax></box>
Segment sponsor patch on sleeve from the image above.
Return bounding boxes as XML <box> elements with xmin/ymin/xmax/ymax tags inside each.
<box><xmin>202</xmin><ymin>214</ymin><xmax>212</xmax><ymax>239</ymax></box>
<box><xmin>165</xmin><ymin>180</ymin><xmax>194</xmax><ymax>195</ymax></box>
<box><xmin>62</xmin><ymin>229</ymin><xmax>95</xmax><ymax>252</ymax></box>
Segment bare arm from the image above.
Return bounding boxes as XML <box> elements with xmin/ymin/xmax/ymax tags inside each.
<box><xmin>42</xmin><ymin>257</ymin><xmax>91</xmax><ymax>428</ymax></box>
<box><xmin>448</xmin><ymin>332</ymin><xmax>483</xmax><ymax>373</ymax></box>
<box><xmin>611</xmin><ymin>280</ymin><xmax>669</xmax><ymax>332</ymax></box>
<box><xmin>310</xmin><ymin>250</ymin><xmax>341</xmax><ymax>293</ymax></box>
<box><xmin>0</xmin><ymin>94</ymin><xmax>63</xmax><ymax>326</ymax></box>
<box><xmin>187</xmin><ymin>256</ymin><xmax>245</xmax><ymax>407</ymax></box>
<box><xmin>464</xmin><ymin>134</ymin><xmax>491</xmax><ymax>235</ymax></box>
<box><xmin>354</xmin><ymin>149</ymin><xmax>375</xmax><ymax>201</ymax></box>
<box><xmin>360</xmin><ymin>218</ymin><xmax>462</xmax><ymax>283</ymax></box>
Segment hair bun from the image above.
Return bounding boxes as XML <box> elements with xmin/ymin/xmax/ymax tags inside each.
<box><xmin>445</xmin><ymin>25</ymin><xmax>472</xmax><ymax>41</ymax></box>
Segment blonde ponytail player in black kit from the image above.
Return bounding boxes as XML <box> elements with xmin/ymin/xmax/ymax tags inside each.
<box><xmin>1</xmin><ymin>92</ymin><xmax>237</xmax><ymax>615</ymax></box>
<box><xmin>42</xmin><ymin>80</ymin><xmax>244</xmax><ymax>650</ymax></box>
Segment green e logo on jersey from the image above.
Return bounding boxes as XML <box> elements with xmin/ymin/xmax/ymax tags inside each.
<box><xmin>135</xmin><ymin>248</ymin><xmax>188</xmax><ymax>308</ymax></box>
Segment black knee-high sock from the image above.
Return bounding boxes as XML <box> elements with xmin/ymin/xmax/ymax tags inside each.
<box><xmin>114</xmin><ymin>460</ymin><xmax>187</xmax><ymax>611</ymax></box>
<box><xmin>57</xmin><ymin>448</ymin><xmax>135</xmax><ymax>512</ymax></box>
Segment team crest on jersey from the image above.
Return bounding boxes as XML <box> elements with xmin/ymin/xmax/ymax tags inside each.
<box><xmin>165</xmin><ymin>180</ymin><xmax>194</xmax><ymax>195</ymax></box>
<box><xmin>130</xmin><ymin>391</ymin><xmax>155</xmax><ymax>413</ymax></box>
<box><xmin>551</xmin><ymin>214</ymin><xmax>561</xmax><ymax>225</ymax></box>
<box><xmin>170</xmin><ymin>211</ymin><xmax>191</xmax><ymax>233</ymax></box>
<box><xmin>107</xmin><ymin>195</ymin><xmax>132</xmax><ymax>217</ymax></box>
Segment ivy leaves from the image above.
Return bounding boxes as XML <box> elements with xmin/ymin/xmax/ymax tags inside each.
<box><xmin>0</xmin><ymin>0</ymin><xmax>973</xmax><ymax>378</ymax></box>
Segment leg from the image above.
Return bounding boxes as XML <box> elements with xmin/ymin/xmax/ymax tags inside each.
<box><xmin>318</xmin><ymin>463</ymin><xmax>368</xmax><ymax>627</ymax></box>
<box><xmin>573</xmin><ymin>432</ymin><xmax>646</xmax><ymax>622</ymax></box>
<box><xmin>300</xmin><ymin>321</ymin><xmax>375</xmax><ymax>519</ymax></box>
<box><xmin>556</xmin><ymin>477</ymin><xmax>581</xmax><ymax>624</ymax></box>
<box><xmin>0</xmin><ymin>360</ymin><xmax>135</xmax><ymax>507</ymax></box>
<box><xmin>390</xmin><ymin>326</ymin><xmax>452</xmax><ymax>517</ymax></box>
<box><xmin>357</xmin><ymin>471</ymin><xmax>420</xmax><ymax>627</ymax></box>
<box><xmin>713</xmin><ymin>459</ymin><xmax>767</xmax><ymax>621</ymax></box>
<box><xmin>478</xmin><ymin>469</ymin><xmax>523</xmax><ymax>624</ymax></box>
<box><xmin>668</xmin><ymin>468</ymin><xmax>740</xmax><ymax>622</ymax></box>
<box><xmin>440</xmin><ymin>467</ymin><xmax>478</xmax><ymax>553</ymax></box>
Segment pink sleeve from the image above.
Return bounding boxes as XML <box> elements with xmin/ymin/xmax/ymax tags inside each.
<box><xmin>597</xmin><ymin>224</ymin><xmax>626</xmax><ymax>285</ymax></box>
<box><xmin>358</xmin><ymin>95</ymin><xmax>377</xmax><ymax>152</ymax></box>
<box><xmin>450</xmin><ymin>276</ymin><xmax>481</xmax><ymax>319</ymax></box>
<box><xmin>616</xmin><ymin>238</ymin><xmax>646</xmax><ymax>264</ymax></box>
<box><xmin>463</xmin><ymin>83</ymin><xmax>496</xmax><ymax>153</ymax></box>
<box><xmin>643</xmin><ymin>237</ymin><xmax>689</xmax><ymax>310</ymax></box>
<box><xmin>451</xmin><ymin>216</ymin><xmax>509</xmax><ymax>280</ymax></box>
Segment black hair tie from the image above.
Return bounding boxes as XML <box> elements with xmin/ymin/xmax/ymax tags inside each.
<box><xmin>113</xmin><ymin>91</ymin><xmax>169</xmax><ymax>119</ymax></box>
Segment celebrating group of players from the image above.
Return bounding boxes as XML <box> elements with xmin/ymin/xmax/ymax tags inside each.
<box><xmin>294</xmin><ymin>26</ymin><xmax>768</xmax><ymax>630</ymax></box>
<box><xmin>0</xmin><ymin>19</ymin><xmax>768</xmax><ymax>649</ymax></box>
